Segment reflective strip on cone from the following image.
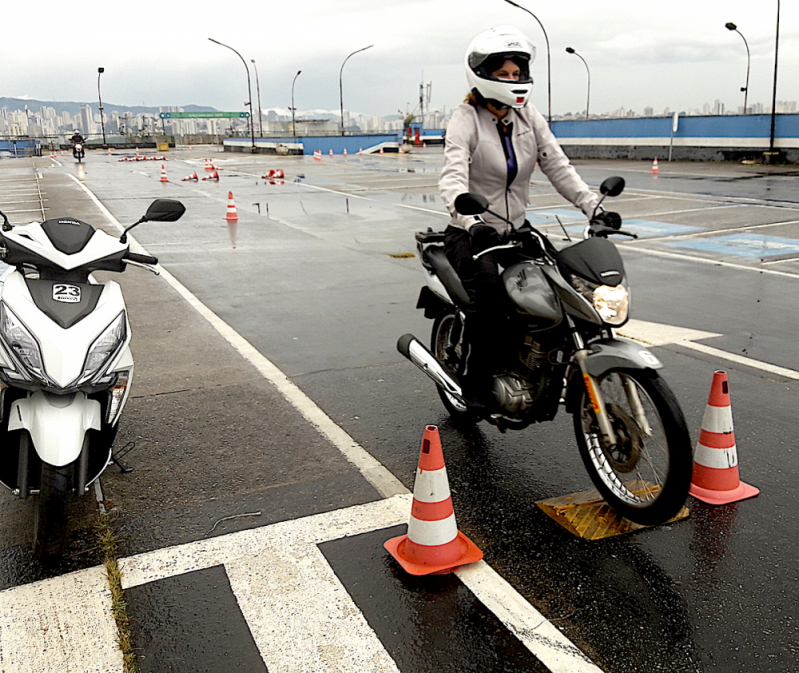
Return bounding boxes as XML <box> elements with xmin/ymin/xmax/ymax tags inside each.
<box><xmin>407</xmin><ymin>512</ymin><xmax>458</xmax><ymax>547</ymax></box>
<box><xmin>412</xmin><ymin>468</ymin><xmax>451</xmax><ymax>502</ymax></box>
<box><xmin>700</xmin><ymin>404</ymin><xmax>734</xmax><ymax>433</ymax></box>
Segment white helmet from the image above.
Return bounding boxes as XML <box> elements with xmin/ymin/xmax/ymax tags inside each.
<box><xmin>465</xmin><ymin>26</ymin><xmax>535</xmax><ymax>109</ymax></box>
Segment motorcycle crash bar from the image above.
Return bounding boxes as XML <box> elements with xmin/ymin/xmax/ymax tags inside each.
<box><xmin>397</xmin><ymin>334</ymin><xmax>464</xmax><ymax>403</ymax></box>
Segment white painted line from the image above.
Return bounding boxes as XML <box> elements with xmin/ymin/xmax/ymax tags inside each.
<box><xmin>397</xmin><ymin>203</ymin><xmax>448</xmax><ymax>215</ymax></box>
<box><xmin>619</xmin><ymin>319</ymin><xmax>799</xmax><ymax>380</ymax></box>
<box><xmin>624</xmin><ymin>245</ymin><xmax>799</xmax><ymax>279</ymax></box>
<box><xmin>762</xmin><ymin>256</ymin><xmax>799</xmax><ymax>265</ymax></box>
<box><xmin>0</xmin><ymin>567</ymin><xmax>124</xmax><ymax>673</ymax></box>
<box><xmin>630</xmin><ymin>218</ymin><xmax>799</xmax><ymax>243</ymax></box>
<box><xmin>458</xmin><ymin>563</ymin><xmax>602</xmax><ymax>673</ymax></box>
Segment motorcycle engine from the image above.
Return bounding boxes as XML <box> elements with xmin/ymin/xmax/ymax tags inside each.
<box><xmin>493</xmin><ymin>338</ymin><xmax>550</xmax><ymax>415</ymax></box>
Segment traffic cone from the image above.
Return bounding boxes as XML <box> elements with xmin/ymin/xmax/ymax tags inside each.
<box><xmin>384</xmin><ymin>425</ymin><xmax>483</xmax><ymax>575</ymax></box>
<box><xmin>359</xmin><ymin>148</ymin><xmax>363</xmax><ymax>156</ymax></box>
<box><xmin>399</xmin><ymin>144</ymin><xmax>404</xmax><ymax>155</ymax></box>
<box><xmin>181</xmin><ymin>172</ymin><xmax>199</xmax><ymax>181</ymax></box>
<box><xmin>202</xmin><ymin>170</ymin><xmax>219</xmax><ymax>181</ymax></box>
<box><xmin>160</xmin><ymin>165</ymin><xmax>168</xmax><ymax>182</ymax></box>
<box><xmin>329</xmin><ymin>148</ymin><xmax>333</xmax><ymax>157</ymax></box>
<box><xmin>379</xmin><ymin>146</ymin><xmax>384</xmax><ymax>155</ymax></box>
<box><xmin>225</xmin><ymin>191</ymin><xmax>238</xmax><ymax>221</ymax></box>
<box><xmin>314</xmin><ymin>150</ymin><xmax>322</xmax><ymax>162</ymax></box>
<box><xmin>652</xmin><ymin>157</ymin><xmax>659</xmax><ymax>174</ymax></box>
<box><xmin>689</xmin><ymin>371</ymin><xmax>759</xmax><ymax>505</ymax></box>
<box><xmin>343</xmin><ymin>147</ymin><xmax>348</xmax><ymax>156</ymax></box>
<box><xmin>108</xmin><ymin>149</ymin><xmax>111</xmax><ymax>156</ymax></box>
<box><xmin>205</xmin><ymin>158</ymin><xmax>214</xmax><ymax>171</ymax></box>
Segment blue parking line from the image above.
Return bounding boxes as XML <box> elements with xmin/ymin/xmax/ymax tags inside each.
<box><xmin>665</xmin><ymin>233</ymin><xmax>799</xmax><ymax>258</ymax></box>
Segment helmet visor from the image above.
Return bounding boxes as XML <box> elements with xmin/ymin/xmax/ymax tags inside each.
<box><xmin>470</xmin><ymin>52</ymin><xmax>532</xmax><ymax>84</ymax></box>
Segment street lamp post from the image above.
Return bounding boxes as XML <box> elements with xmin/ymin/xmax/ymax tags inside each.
<box><xmin>339</xmin><ymin>45</ymin><xmax>373</xmax><ymax>136</ymax></box>
<box><xmin>291</xmin><ymin>70</ymin><xmax>302</xmax><ymax>138</ymax></box>
<box><xmin>725</xmin><ymin>22</ymin><xmax>750</xmax><ymax>114</ymax></box>
<box><xmin>768</xmin><ymin>0</ymin><xmax>781</xmax><ymax>158</ymax></box>
<box><xmin>565</xmin><ymin>48</ymin><xmax>590</xmax><ymax>120</ymax></box>
<box><xmin>97</xmin><ymin>67</ymin><xmax>106</xmax><ymax>146</ymax></box>
<box><xmin>503</xmin><ymin>0</ymin><xmax>551</xmax><ymax>126</ymax></box>
<box><xmin>251</xmin><ymin>59</ymin><xmax>263</xmax><ymax>138</ymax></box>
<box><xmin>208</xmin><ymin>38</ymin><xmax>257</xmax><ymax>153</ymax></box>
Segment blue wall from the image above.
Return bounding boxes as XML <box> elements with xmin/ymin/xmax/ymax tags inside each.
<box><xmin>552</xmin><ymin>114</ymin><xmax>799</xmax><ymax>140</ymax></box>
<box><xmin>0</xmin><ymin>139</ymin><xmax>41</xmax><ymax>156</ymax></box>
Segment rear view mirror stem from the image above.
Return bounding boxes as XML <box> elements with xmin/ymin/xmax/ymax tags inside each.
<box><xmin>120</xmin><ymin>217</ymin><xmax>146</xmax><ymax>244</ymax></box>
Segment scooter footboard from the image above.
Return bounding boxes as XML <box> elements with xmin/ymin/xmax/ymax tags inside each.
<box><xmin>8</xmin><ymin>391</ymin><xmax>101</xmax><ymax>467</ymax></box>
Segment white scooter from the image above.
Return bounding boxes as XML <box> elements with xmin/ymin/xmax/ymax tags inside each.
<box><xmin>0</xmin><ymin>199</ymin><xmax>185</xmax><ymax>564</ymax></box>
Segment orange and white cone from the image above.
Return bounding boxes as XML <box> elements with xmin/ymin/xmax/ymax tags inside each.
<box><xmin>202</xmin><ymin>170</ymin><xmax>219</xmax><ymax>181</ymax></box>
<box><xmin>652</xmin><ymin>157</ymin><xmax>659</xmax><ymax>174</ymax></box>
<box><xmin>329</xmin><ymin>148</ymin><xmax>333</xmax><ymax>157</ymax></box>
<box><xmin>225</xmin><ymin>191</ymin><xmax>238</xmax><ymax>221</ymax></box>
<box><xmin>314</xmin><ymin>149</ymin><xmax>322</xmax><ymax>162</ymax></box>
<box><xmin>359</xmin><ymin>148</ymin><xmax>363</xmax><ymax>156</ymax></box>
<box><xmin>160</xmin><ymin>165</ymin><xmax>168</xmax><ymax>182</ymax></box>
<box><xmin>181</xmin><ymin>172</ymin><xmax>199</xmax><ymax>181</ymax></box>
<box><xmin>384</xmin><ymin>425</ymin><xmax>482</xmax><ymax>575</ymax></box>
<box><xmin>689</xmin><ymin>370</ymin><xmax>759</xmax><ymax>505</ymax></box>
<box><xmin>343</xmin><ymin>147</ymin><xmax>348</xmax><ymax>156</ymax></box>
<box><xmin>379</xmin><ymin>146</ymin><xmax>384</xmax><ymax>155</ymax></box>
<box><xmin>204</xmin><ymin>158</ymin><xmax>214</xmax><ymax>171</ymax></box>
<box><xmin>399</xmin><ymin>144</ymin><xmax>404</xmax><ymax>155</ymax></box>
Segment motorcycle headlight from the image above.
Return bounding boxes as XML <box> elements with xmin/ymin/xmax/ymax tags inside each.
<box><xmin>593</xmin><ymin>284</ymin><xmax>630</xmax><ymax>326</ymax></box>
<box><xmin>570</xmin><ymin>277</ymin><xmax>630</xmax><ymax>326</ymax></box>
<box><xmin>0</xmin><ymin>303</ymin><xmax>50</xmax><ymax>384</ymax></box>
<box><xmin>75</xmin><ymin>312</ymin><xmax>127</xmax><ymax>386</ymax></box>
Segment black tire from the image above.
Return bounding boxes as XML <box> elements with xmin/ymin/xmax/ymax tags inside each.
<box><xmin>430</xmin><ymin>312</ymin><xmax>479</xmax><ymax>421</ymax></box>
<box><xmin>573</xmin><ymin>369</ymin><xmax>693</xmax><ymax>526</ymax></box>
<box><xmin>33</xmin><ymin>458</ymin><xmax>74</xmax><ymax>565</ymax></box>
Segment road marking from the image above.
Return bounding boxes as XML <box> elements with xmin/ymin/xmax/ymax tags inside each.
<box><xmin>117</xmin><ymin>497</ymin><xmax>603</xmax><ymax>673</ymax></box>
<box><xmin>619</xmin><ymin>319</ymin><xmax>799</xmax><ymax>380</ymax></box>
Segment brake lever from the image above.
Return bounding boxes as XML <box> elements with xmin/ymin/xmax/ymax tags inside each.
<box><xmin>472</xmin><ymin>242</ymin><xmax>519</xmax><ymax>261</ymax></box>
<box><xmin>122</xmin><ymin>259</ymin><xmax>161</xmax><ymax>275</ymax></box>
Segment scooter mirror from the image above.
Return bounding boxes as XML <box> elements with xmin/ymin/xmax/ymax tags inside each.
<box><xmin>144</xmin><ymin>199</ymin><xmax>186</xmax><ymax>222</ymax></box>
<box><xmin>599</xmin><ymin>177</ymin><xmax>625</xmax><ymax>197</ymax></box>
<box><xmin>454</xmin><ymin>192</ymin><xmax>489</xmax><ymax>216</ymax></box>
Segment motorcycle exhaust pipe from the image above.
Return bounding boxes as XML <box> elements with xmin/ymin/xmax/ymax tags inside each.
<box><xmin>397</xmin><ymin>334</ymin><xmax>464</xmax><ymax>402</ymax></box>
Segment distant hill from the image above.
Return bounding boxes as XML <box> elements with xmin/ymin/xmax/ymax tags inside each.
<box><xmin>0</xmin><ymin>97</ymin><xmax>217</xmax><ymax>116</ymax></box>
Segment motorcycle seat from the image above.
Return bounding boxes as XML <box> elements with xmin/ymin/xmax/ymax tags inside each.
<box><xmin>427</xmin><ymin>247</ymin><xmax>473</xmax><ymax>307</ymax></box>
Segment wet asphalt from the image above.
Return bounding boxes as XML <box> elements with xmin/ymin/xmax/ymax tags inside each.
<box><xmin>0</xmin><ymin>149</ymin><xmax>797</xmax><ymax>672</ymax></box>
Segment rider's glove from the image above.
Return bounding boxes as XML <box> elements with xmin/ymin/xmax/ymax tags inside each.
<box><xmin>469</xmin><ymin>222</ymin><xmax>502</xmax><ymax>252</ymax></box>
<box><xmin>590</xmin><ymin>211</ymin><xmax>622</xmax><ymax>230</ymax></box>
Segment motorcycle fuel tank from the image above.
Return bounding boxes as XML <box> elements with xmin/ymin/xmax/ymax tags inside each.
<box><xmin>503</xmin><ymin>262</ymin><xmax>563</xmax><ymax>326</ymax></box>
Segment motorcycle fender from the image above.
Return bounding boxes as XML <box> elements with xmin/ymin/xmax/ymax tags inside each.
<box><xmin>583</xmin><ymin>338</ymin><xmax>663</xmax><ymax>377</ymax></box>
<box><xmin>416</xmin><ymin>284</ymin><xmax>452</xmax><ymax>319</ymax></box>
<box><xmin>8</xmin><ymin>391</ymin><xmax>101</xmax><ymax>467</ymax></box>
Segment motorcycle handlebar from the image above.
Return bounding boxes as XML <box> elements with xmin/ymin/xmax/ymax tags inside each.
<box><xmin>124</xmin><ymin>251</ymin><xmax>158</xmax><ymax>265</ymax></box>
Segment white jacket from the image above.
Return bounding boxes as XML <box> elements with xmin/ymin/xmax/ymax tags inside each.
<box><xmin>439</xmin><ymin>102</ymin><xmax>600</xmax><ymax>234</ymax></box>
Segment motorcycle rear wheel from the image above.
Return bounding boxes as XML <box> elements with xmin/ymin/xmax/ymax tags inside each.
<box><xmin>32</xmin><ymin>455</ymin><xmax>74</xmax><ymax>565</ymax></box>
<box><xmin>431</xmin><ymin>311</ymin><xmax>478</xmax><ymax>421</ymax></box>
<box><xmin>573</xmin><ymin>369</ymin><xmax>693</xmax><ymax>526</ymax></box>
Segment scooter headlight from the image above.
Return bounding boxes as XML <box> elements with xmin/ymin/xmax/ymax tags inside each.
<box><xmin>0</xmin><ymin>302</ymin><xmax>50</xmax><ymax>384</ymax></box>
<box><xmin>593</xmin><ymin>284</ymin><xmax>630</xmax><ymax>326</ymax></box>
<box><xmin>76</xmin><ymin>312</ymin><xmax>127</xmax><ymax>386</ymax></box>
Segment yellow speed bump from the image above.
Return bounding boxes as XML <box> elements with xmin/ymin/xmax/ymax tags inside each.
<box><xmin>536</xmin><ymin>486</ymin><xmax>689</xmax><ymax>540</ymax></box>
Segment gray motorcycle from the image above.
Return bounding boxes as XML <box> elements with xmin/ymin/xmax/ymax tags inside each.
<box><xmin>398</xmin><ymin>177</ymin><xmax>692</xmax><ymax>525</ymax></box>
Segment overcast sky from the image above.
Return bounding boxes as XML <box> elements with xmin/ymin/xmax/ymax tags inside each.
<box><xmin>2</xmin><ymin>1</ymin><xmax>797</xmax><ymax>118</ymax></box>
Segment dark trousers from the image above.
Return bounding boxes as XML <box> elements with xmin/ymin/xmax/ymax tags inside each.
<box><xmin>443</xmin><ymin>226</ymin><xmax>507</xmax><ymax>399</ymax></box>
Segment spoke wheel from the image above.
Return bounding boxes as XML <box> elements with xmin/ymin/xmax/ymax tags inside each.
<box><xmin>431</xmin><ymin>312</ymin><xmax>477</xmax><ymax>420</ymax></box>
<box><xmin>574</xmin><ymin>369</ymin><xmax>693</xmax><ymax>525</ymax></box>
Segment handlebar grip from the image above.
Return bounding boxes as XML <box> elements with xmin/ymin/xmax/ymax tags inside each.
<box><xmin>125</xmin><ymin>252</ymin><xmax>158</xmax><ymax>265</ymax></box>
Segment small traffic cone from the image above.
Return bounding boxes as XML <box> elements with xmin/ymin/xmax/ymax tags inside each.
<box><xmin>202</xmin><ymin>170</ymin><xmax>219</xmax><ymax>181</ymax></box>
<box><xmin>205</xmin><ymin>158</ymin><xmax>214</xmax><ymax>171</ymax></box>
<box><xmin>135</xmin><ymin>147</ymin><xmax>139</xmax><ymax>156</ymax></box>
<box><xmin>379</xmin><ymin>146</ymin><xmax>384</xmax><ymax>155</ymax></box>
<box><xmin>181</xmin><ymin>172</ymin><xmax>199</xmax><ymax>181</ymax></box>
<box><xmin>329</xmin><ymin>148</ymin><xmax>333</xmax><ymax>157</ymax></box>
<box><xmin>652</xmin><ymin>157</ymin><xmax>659</xmax><ymax>174</ymax></box>
<box><xmin>160</xmin><ymin>165</ymin><xmax>168</xmax><ymax>182</ymax></box>
<box><xmin>359</xmin><ymin>148</ymin><xmax>363</xmax><ymax>156</ymax></box>
<box><xmin>689</xmin><ymin>371</ymin><xmax>759</xmax><ymax>505</ymax></box>
<box><xmin>108</xmin><ymin>149</ymin><xmax>111</xmax><ymax>156</ymax></box>
<box><xmin>399</xmin><ymin>144</ymin><xmax>404</xmax><ymax>155</ymax></box>
<box><xmin>314</xmin><ymin>150</ymin><xmax>322</xmax><ymax>162</ymax></box>
<box><xmin>343</xmin><ymin>147</ymin><xmax>348</xmax><ymax>156</ymax></box>
<box><xmin>225</xmin><ymin>191</ymin><xmax>238</xmax><ymax>221</ymax></box>
<box><xmin>423</xmin><ymin>142</ymin><xmax>427</xmax><ymax>149</ymax></box>
<box><xmin>384</xmin><ymin>426</ymin><xmax>482</xmax><ymax>575</ymax></box>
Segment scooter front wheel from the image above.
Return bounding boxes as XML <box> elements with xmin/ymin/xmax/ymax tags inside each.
<box><xmin>32</xmin><ymin>456</ymin><xmax>74</xmax><ymax>565</ymax></box>
<box><xmin>573</xmin><ymin>369</ymin><xmax>693</xmax><ymax>526</ymax></box>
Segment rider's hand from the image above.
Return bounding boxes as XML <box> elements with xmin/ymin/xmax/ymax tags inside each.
<box><xmin>469</xmin><ymin>222</ymin><xmax>502</xmax><ymax>252</ymax></box>
<box><xmin>591</xmin><ymin>211</ymin><xmax>622</xmax><ymax>229</ymax></box>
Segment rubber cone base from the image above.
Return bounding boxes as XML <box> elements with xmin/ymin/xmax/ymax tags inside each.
<box><xmin>384</xmin><ymin>530</ymin><xmax>482</xmax><ymax>576</ymax></box>
<box><xmin>690</xmin><ymin>480</ymin><xmax>759</xmax><ymax>506</ymax></box>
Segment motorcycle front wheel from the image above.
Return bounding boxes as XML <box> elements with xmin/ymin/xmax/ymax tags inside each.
<box><xmin>573</xmin><ymin>369</ymin><xmax>693</xmax><ymax>526</ymax></box>
<box><xmin>32</xmin><ymin>455</ymin><xmax>74</xmax><ymax>565</ymax></box>
<box><xmin>431</xmin><ymin>311</ymin><xmax>478</xmax><ymax>421</ymax></box>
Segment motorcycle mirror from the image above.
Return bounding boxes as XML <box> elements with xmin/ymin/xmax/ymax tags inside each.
<box><xmin>143</xmin><ymin>199</ymin><xmax>186</xmax><ymax>222</ymax></box>
<box><xmin>454</xmin><ymin>192</ymin><xmax>489</xmax><ymax>216</ymax></box>
<box><xmin>599</xmin><ymin>176</ymin><xmax>625</xmax><ymax>197</ymax></box>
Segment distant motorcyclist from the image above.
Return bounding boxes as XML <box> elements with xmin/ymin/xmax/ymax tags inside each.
<box><xmin>70</xmin><ymin>130</ymin><xmax>85</xmax><ymax>146</ymax></box>
<box><xmin>71</xmin><ymin>130</ymin><xmax>86</xmax><ymax>161</ymax></box>
<box><xmin>439</xmin><ymin>25</ymin><xmax>619</xmax><ymax>413</ymax></box>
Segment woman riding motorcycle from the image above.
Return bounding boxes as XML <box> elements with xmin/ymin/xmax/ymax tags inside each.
<box><xmin>439</xmin><ymin>25</ymin><xmax>619</xmax><ymax>413</ymax></box>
